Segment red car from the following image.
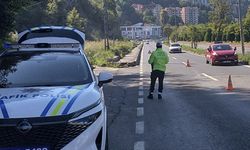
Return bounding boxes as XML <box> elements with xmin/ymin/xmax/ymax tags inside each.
<box><xmin>205</xmin><ymin>43</ymin><xmax>238</xmax><ymax>65</ymax></box>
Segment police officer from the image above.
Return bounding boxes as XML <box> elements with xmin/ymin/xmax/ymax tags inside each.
<box><xmin>147</xmin><ymin>42</ymin><xmax>169</xmax><ymax>99</ymax></box>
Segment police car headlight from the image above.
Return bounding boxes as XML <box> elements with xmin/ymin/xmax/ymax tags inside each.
<box><xmin>69</xmin><ymin>99</ymin><xmax>103</xmax><ymax>126</ymax></box>
<box><xmin>70</xmin><ymin>111</ymin><xmax>102</xmax><ymax>126</ymax></box>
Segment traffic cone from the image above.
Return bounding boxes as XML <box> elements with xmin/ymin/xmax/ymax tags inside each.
<box><xmin>226</xmin><ymin>75</ymin><xmax>234</xmax><ymax>91</ymax></box>
<box><xmin>186</xmin><ymin>59</ymin><xmax>191</xmax><ymax>67</ymax></box>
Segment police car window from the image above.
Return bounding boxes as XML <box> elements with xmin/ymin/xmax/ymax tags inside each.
<box><xmin>0</xmin><ymin>52</ymin><xmax>92</xmax><ymax>88</ymax></box>
<box><xmin>213</xmin><ymin>45</ymin><xmax>232</xmax><ymax>51</ymax></box>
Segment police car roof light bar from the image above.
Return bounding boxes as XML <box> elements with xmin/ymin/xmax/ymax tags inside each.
<box><xmin>3</xmin><ymin>43</ymin><xmax>81</xmax><ymax>51</ymax></box>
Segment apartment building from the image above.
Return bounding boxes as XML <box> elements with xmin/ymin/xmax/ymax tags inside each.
<box><xmin>164</xmin><ymin>7</ymin><xmax>182</xmax><ymax>17</ymax></box>
<box><xmin>181</xmin><ymin>7</ymin><xmax>199</xmax><ymax>24</ymax></box>
<box><xmin>120</xmin><ymin>23</ymin><xmax>162</xmax><ymax>40</ymax></box>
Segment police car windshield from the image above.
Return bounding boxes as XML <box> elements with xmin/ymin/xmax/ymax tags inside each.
<box><xmin>0</xmin><ymin>52</ymin><xmax>92</xmax><ymax>88</ymax></box>
<box><xmin>213</xmin><ymin>44</ymin><xmax>232</xmax><ymax>51</ymax></box>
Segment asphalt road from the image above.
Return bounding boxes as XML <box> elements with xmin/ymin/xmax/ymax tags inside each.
<box><xmin>98</xmin><ymin>41</ymin><xmax>250</xmax><ymax>150</ymax></box>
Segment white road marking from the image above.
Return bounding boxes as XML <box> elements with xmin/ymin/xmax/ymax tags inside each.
<box><xmin>137</xmin><ymin>107</ymin><xmax>144</xmax><ymax>117</ymax></box>
<box><xmin>135</xmin><ymin>45</ymin><xmax>145</xmax><ymax>150</ymax></box>
<box><xmin>243</xmin><ymin>65</ymin><xmax>250</xmax><ymax>68</ymax></box>
<box><xmin>134</xmin><ymin>141</ymin><xmax>145</xmax><ymax>150</ymax></box>
<box><xmin>136</xmin><ymin>121</ymin><xmax>144</xmax><ymax>134</ymax></box>
<box><xmin>215</xmin><ymin>92</ymin><xmax>237</xmax><ymax>95</ymax></box>
<box><xmin>138</xmin><ymin>98</ymin><xmax>144</xmax><ymax>104</ymax></box>
<box><xmin>172</xmin><ymin>57</ymin><xmax>177</xmax><ymax>60</ymax></box>
<box><xmin>182</xmin><ymin>62</ymin><xmax>187</xmax><ymax>66</ymax></box>
<box><xmin>139</xmin><ymin>90</ymin><xmax>144</xmax><ymax>96</ymax></box>
<box><xmin>202</xmin><ymin>73</ymin><xmax>219</xmax><ymax>81</ymax></box>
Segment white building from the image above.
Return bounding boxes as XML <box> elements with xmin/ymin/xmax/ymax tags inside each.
<box><xmin>120</xmin><ymin>23</ymin><xmax>162</xmax><ymax>40</ymax></box>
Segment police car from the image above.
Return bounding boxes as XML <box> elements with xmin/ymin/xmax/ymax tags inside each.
<box><xmin>0</xmin><ymin>26</ymin><xmax>112</xmax><ymax>150</ymax></box>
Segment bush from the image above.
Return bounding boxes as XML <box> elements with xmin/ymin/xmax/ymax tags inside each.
<box><xmin>238</xmin><ymin>53</ymin><xmax>250</xmax><ymax>64</ymax></box>
<box><xmin>85</xmin><ymin>40</ymin><xmax>135</xmax><ymax>67</ymax></box>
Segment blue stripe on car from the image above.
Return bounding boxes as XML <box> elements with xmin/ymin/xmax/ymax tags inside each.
<box><xmin>62</xmin><ymin>91</ymin><xmax>83</xmax><ymax>115</ymax></box>
<box><xmin>62</xmin><ymin>84</ymin><xmax>91</xmax><ymax>115</ymax></box>
<box><xmin>0</xmin><ymin>100</ymin><xmax>9</xmax><ymax>118</ymax></box>
<box><xmin>41</xmin><ymin>86</ymin><xmax>72</xmax><ymax>117</ymax></box>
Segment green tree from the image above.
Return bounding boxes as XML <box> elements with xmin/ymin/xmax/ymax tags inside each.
<box><xmin>143</xmin><ymin>9</ymin><xmax>156</xmax><ymax>24</ymax></box>
<box><xmin>163</xmin><ymin>25</ymin><xmax>173</xmax><ymax>42</ymax></box>
<box><xmin>0</xmin><ymin>0</ymin><xmax>31</xmax><ymax>41</ymax></box>
<box><xmin>46</xmin><ymin>0</ymin><xmax>57</xmax><ymax>15</ymax></box>
<box><xmin>199</xmin><ymin>10</ymin><xmax>209</xmax><ymax>24</ymax></box>
<box><xmin>204</xmin><ymin>28</ymin><xmax>212</xmax><ymax>42</ymax></box>
<box><xmin>188</xmin><ymin>26</ymin><xmax>200</xmax><ymax>48</ymax></box>
<box><xmin>168</xmin><ymin>15</ymin><xmax>182</xmax><ymax>26</ymax></box>
<box><xmin>244</xmin><ymin>8</ymin><xmax>250</xmax><ymax>41</ymax></box>
<box><xmin>160</xmin><ymin>10</ymin><xmax>169</xmax><ymax>25</ymax></box>
<box><xmin>67</xmin><ymin>7</ymin><xmax>86</xmax><ymax>30</ymax></box>
<box><xmin>209</xmin><ymin>0</ymin><xmax>231</xmax><ymax>41</ymax></box>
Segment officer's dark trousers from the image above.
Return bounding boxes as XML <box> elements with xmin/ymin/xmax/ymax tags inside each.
<box><xmin>149</xmin><ymin>70</ymin><xmax>165</xmax><ymax>93</ymax></box>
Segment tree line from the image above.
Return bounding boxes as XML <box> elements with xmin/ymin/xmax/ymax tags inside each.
<box><xmin>0</xmin><ymin>0</ymin><xmax>125</xmax><ymax>43</ymax></box>
<box><xmin>162</xmin><ymin>0</ymin><xmax>250</xmax><ymax>48</ymax></box>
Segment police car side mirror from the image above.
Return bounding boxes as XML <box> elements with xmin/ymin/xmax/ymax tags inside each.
<box><xmin>98</xmin><ymin>72</ymin><xmax>113</xmax><ymax>87</ymax></box>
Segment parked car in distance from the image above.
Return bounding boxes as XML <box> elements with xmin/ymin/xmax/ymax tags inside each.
<box><xmin>169</xmin><ymin>43</ymin><xmax>182</xmax><ymax>53</ymax></box>
<box><xmin>205</xmin><ymin>43</ymin><xmax>238</xmax><ymax>66</ymax></box>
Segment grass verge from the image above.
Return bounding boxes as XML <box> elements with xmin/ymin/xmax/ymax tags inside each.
<box><xmin>238</xmin><ymin>54</ymin><xmax>250</xmax><ymax>65</ymax></box>
<box><xmin>182</xmin><ymin>45</ymin><xmax>205</xmax><ymax>55</ymax></box>
<box><xmin>85</xmin><ymin>40</ymin><xmax>136</xmax><ymax>67</ymax></box>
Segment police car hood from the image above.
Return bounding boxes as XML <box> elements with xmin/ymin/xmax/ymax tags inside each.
<box><xmin>0</xmin><ymin>83</ymin><xmax>100</xmax><ymax>119</ymax></box>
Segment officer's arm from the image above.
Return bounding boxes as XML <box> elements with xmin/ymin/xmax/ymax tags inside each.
<box><xmin>148</xmin><ymin>53</ymin><xmax>154</xmax><ymax>64</ymax></box>
<box><xmin>165</xmin><ymin>53</ymin><xmax>169</xmax><ymax>64</ymax></box>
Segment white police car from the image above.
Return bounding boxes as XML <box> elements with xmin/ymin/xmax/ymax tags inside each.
<box><xmin>0</xmin><ymin>26</ymin><xmax>112</xmax><ymax>150</ymax></box>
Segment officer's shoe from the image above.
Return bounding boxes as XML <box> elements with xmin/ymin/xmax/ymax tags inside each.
<box><xmin>147</xmin><ymin>94</ymin><xmax>153</xmax><ymax>99</ymax></box>
<box><xmin>158</xmin><ymin>94</ymin><xmax>162</xmax><ymax>99</ymax></box>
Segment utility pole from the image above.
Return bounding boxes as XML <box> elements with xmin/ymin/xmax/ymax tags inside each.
<box><xmin>238</xmin><ymin>0</ymin><xmax>245</xmax><ymax>55</ymax></box>
<box><xmin>103</xmin><ymin>0</ymin><xmax>110</xmax><ymax>50</ymax></box>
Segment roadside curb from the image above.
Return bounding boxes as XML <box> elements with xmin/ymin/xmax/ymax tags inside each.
<box><xmin>117</xmin><ymin>43</ymin><xmax>143</xmax><ymax>68</ymax></box>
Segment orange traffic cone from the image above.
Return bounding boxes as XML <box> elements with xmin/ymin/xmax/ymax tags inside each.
<box><xmin>186</xmin><ymin>59</ymin><xmax>191</xmax><ymax>67</ymax></box>
<box><xmin>226</xmin><ymin>75</ymin><xmax>234</xmax><ymax>91</ymax></box>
